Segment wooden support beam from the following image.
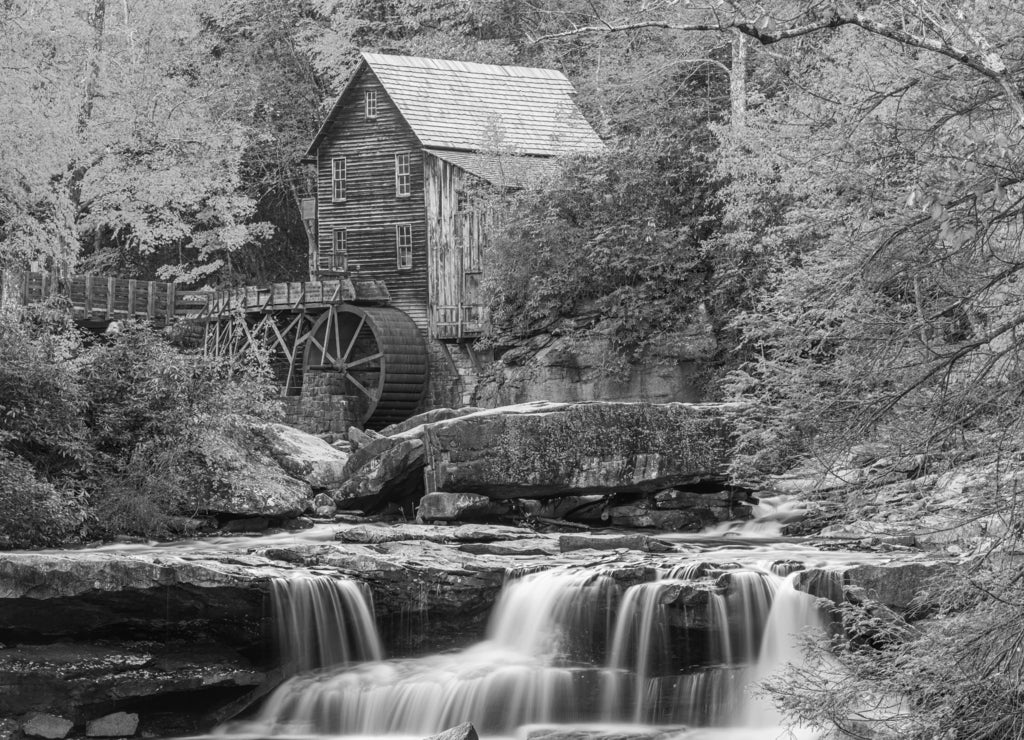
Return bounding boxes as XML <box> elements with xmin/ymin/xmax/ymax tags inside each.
<box><xmin>106</xmin><ymin>277</ymin><xmax>115</xmax><ymax>319</ymax></box>
<box><xmin>147</xmin><ymin>281</ymin><xmax>156</xmax><ymax>321</ymax></box>
<box><xmin>166</xmin><ymin>283</ymin><xmax>175</xmax><ymax>324</ymax></box>
<box><xmin>128</xmin><ymin>280</ymin><xmax>137</xmax><ymax>317</ymax></box>
<box><xmin>84</xmin><ymin>274</ymin><xmax>94</xmax><ymax>317</ymax></box>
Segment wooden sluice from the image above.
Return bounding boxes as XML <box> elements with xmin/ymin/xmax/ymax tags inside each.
<box><xmin>1</xmin><ymin>270</ymin><xmax>426</xmax><ymax>428</ymax></box>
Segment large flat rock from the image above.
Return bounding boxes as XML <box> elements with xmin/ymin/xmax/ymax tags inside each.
<box><xmin>423</xmin><ymin>402</ymin><xmax>736</xmax><ymax>498</ymax></box>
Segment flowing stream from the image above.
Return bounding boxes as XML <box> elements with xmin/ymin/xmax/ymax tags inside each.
<box><xmin>236</xmin><ymin>544</ymin><xmax>843</xmax><ymax>740</ymax></box>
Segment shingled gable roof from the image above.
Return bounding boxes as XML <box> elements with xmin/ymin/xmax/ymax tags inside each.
<box><xmin>304</xmin><ymin>52</ymin><xmax>605</xmax><ymax>162</ymax></box>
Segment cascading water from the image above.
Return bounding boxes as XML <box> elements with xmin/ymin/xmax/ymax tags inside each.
<box><xmin>240</xmin><ymin>562</ymin><xmax>836</xmax><ymax>739</ymax></box>
<box><xmin>270</xmin><ymin>575</ymin><xmax>383</xmax><ymax>674</ymax></box>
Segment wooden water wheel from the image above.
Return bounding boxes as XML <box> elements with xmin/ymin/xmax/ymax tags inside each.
<box><xmin>302</xmin><ymin>305</ymin><xmax>428</xmax><ymax>429</ymax></box>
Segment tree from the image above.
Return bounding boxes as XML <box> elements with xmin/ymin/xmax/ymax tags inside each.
<box><xmin>0</xmin><ymin>0</ymin><xmax>276</xmax><ymax>284</ymax></box>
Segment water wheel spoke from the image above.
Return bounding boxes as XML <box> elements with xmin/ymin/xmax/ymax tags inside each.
<box><xmin>345</xmin><ymin>373</ymin><xmax>376</xmax><ymax>400</ymax></box>
<box><xmin>345</xmin><ymin>352</ymin><xmax>383</xmax><ymax>370</ymax></box>
<box><xmin>340</xmin><ymin>316</ymin><xmax>366</xmax><ymax>364</ymax></box>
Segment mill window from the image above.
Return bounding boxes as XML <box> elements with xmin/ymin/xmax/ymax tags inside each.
<box><xmin>395</xmin><ymin>153</ymin><xmax>411</xmax><ymax>197</ymax></box>
<box><xmin>331</xmin><ymin>157</ymin><xmax>346</xmax><ymax>202</ymax></box>
<box><xmin>396</xmin><ymin>223</ymin><xmax>413</xmax><ymax>270</ymax></box>
<box><xmin>365</xmin><ymin>89</ymin><xmax>378</xmax><ymax>119</ymax></box>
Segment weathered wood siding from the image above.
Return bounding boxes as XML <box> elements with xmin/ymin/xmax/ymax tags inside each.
<box><xmin>315</xmin><ymin>67</ymin><xmax>429</xmax><ymax>331</ymax></box>
<box><xmin>424</xmin><ymin>153</ymin><xmax>487</xmax><ymax>339</ymax></box>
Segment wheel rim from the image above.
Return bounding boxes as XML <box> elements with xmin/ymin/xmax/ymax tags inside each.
<box><xmin>302</xmin><ymin>306</ymin><xmax>427</xmax><ymax>428</ymax></box>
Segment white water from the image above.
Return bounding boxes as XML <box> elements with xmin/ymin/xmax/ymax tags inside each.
<box><xmin>271</xmin><ymin>575</ymin><xmax>383</xmax><ymax>675</ymax></box>
<box><xmin>235</xmin><ymin>559</ymin><xmax>833</xmax><ymax>740</ymax></box>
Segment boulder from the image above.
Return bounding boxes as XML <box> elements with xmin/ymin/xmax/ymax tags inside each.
<box><xmin>423</xmin><ymin>402</ymin><xmax>736</xmax><ymax>499</ymax></box>
<box><xmin>795</xmin><ymin>561</ymin><xmax>951</xmax><ymax>615</ymax></box>
<box><xmin>86</xmin><ymin>712</ymin><xmax>138</xmax><ymax>738</ymax></box>
<box><xmin>417</xmin><ymin>492</ymin><xmax>512</xmax><ymax>523</ymax></box>
<box><xmin>198</xmin><ymin>427</ymin><xmax>312</xmax><ymax>518</ymax></box>
<box><xmin>22</xmin><ymin>714</ymin><xmax>73</xmax><ymax>740</ymax></box>
<box><xmin>312</xmin><ymin>492</ymin><xmax>337</xmax><ymax>518</ymax></box>
<box><xmin>260</xmin><ymin>423</ymin><xmax>350</xmax><ymax>489</ymax></box>
<box><xmin>424</xmin><ymin>722</ymin><xmax>479</xmax><ymax>740</ymax></box>
<box><xmin>559</xmin><ymin>534</ymin><xmax>674</xmax><ymax>554</ymax></box>
<box><xmin>336</xmin><ymin>438</ymin><xmax>425</xmax><ymax>509</ymax></box>
<box><xmin>348</xmin><ymin>426</ymin><xmax>384</xmax><ymax>450</ymax></box>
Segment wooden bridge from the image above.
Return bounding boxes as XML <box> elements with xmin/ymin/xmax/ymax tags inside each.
<box><xmin>2</xmin><ymin>270</ymin><xmax>428</xmax><ymax>429</ymax></box>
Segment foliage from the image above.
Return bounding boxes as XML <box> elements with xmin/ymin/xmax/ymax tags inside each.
<box><xmin>767</xmin><ymin>551</ymin><xmax>1024</xmax><ymax>739</ymax></box>
<box><xmin>0</xmin><ymin>452</ymin><xmax>89</xmax><ymax>549</ymax></box>
<box><xmin>483</xmin><ymin>132</ymin><xmax>722</xmax><ymax>359</ymax></box>
<box><xmin>0</xmin><ymin>309</ymin><xmax>281</xmax><ymax>544</ymax></box>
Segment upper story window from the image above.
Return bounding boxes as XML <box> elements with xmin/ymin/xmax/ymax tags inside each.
<box><xmin>395</xmin><ymin>153</ymin><xmax>411</xmax><ymax>197</ymax></box>
<box><xmin>396</xmin><ymin>223</ymin><xmax>413</xmax><ymax>270</ymax></box>
<box><xmin>331</xmin><ymin>157</ymin><xmax>346</xmax><ymax>202</ymax></box>
<box><xmin>364</xmin><ymin>89</ymin><xmax>378</xmax><ymax>119</ymax></box>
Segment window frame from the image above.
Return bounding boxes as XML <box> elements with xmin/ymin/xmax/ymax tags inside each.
<box><xmin>394</xmin><ymin>152</ymin><xmax>411</xmax><ymax>198</ymax></box>
<box><xmin>330</xmin><ymin>228</ymin><xmax>347</xmax><ymax>272</ymax></box>
<box><xmin>395</xmin><ymin>223</ymin><xmax>413</xmax><ymax>271</ymax></box>
<box><xmin>364</xmin><ymin>89</ymin><xmax>378</xmax><ymax>120</ymax></box>
<box><xmin>331</xmin><ymin>157</ymin><xmax>346</xmax><ymax>202</ymax></box>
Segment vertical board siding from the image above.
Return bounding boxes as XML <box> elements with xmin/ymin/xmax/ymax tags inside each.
<box><xmin>424</xmin><ymin>153</ymin><xmax>487</xmax><ymax>339</ymax></box>
<box><xmin>315</xmin><ymin>67</ymin><xmax>429</xmax><ymax>332</ymax></box>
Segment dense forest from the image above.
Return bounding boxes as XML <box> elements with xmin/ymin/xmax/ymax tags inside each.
<box><xmin>4</xmin><ymin>1</ymin><xmax>1024</xmax><ymax>736</ymax></box>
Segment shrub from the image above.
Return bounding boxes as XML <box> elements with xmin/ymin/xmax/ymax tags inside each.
<box><xmin>0</xmin><ymin>451</ymin><xmax>87</xmax><ymax>548</ymax></box>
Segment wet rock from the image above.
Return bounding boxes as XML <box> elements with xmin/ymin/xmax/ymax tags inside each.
<box><xmin>22</xmin><ymin>713</ymin><xmax>73</xmax><ymax>739</ymax></box>
<box><xmin>0</xmin><ymin>552</ymin><xmax>275</xmax><ymax>643</ymax></box>
<box><xmin>260</xmin><ymin>423</ymin><xmax>350</xmax><ymax>489</ymax></box>
<box><xmin>85</xmin><ymin>712</ymin><xmax>138</xmax><ymax>738</ymax></box>
<box><xmin>219</xmin><ymin>517</ymin><xmax>269</xmax><ymax>533</ymax></box>
<box><xmin>606</xmin><ymin>502</ymin><xmax>711</xmax><ymax>531</ymax></box>
<box><xmin>0</xmin><ymin>642</ymin><xmax>263</xmax><ymax>721</ymax></box>
<box><xmin>424</xmin><ymin>402</ymin><xmax>736</xmax><ymax>499</ymax></box>
<box><xmin>417</xmin><ymin>492</ymin><xmax>512</xmax><ymax>523</ymax></box>
<box><xmin>795</xmin><ymin>561</ymin><xmax>950</xmax><ymax>615</ymax></box>
<box><xmin>334</xmin><ymin>523</ymin><xmax>536</xmax><ymax>546</ymax></box>
<box><xmin>531</xmin><ymin>495</ymin><xmax>607</xmax><ymax>524</ymax></box>
<box><xmin>458</xmin><ymin>539</ymin><xmax>559</xmax><ymax>556</ymax></box>
<box><xmin>311</xmin><ymin>493</ymin><xmax>337</xmax><ymax>518</ymax></box>
<box><xmin>424</xmin><ymin>721</ymin><xmax>479</xmax><ymax>740</ymax></box>
<box><xmin>0</xmin><ymin>718</ymin><xmax>19</xmax><ymax>740</ymax></box>
<box><xmin>559</xmin><ymin>534</ymin><xmax>674</xmax><ymax>554</ymax></box>
<box><xmin>524</xmin><ymin>726</ymin><xmax>688</xmax><ymax>740</ymax></box>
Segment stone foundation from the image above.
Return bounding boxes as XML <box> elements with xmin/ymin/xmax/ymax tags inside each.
<box><xmin>282</xmin><ymin>370</ymin><xmax>356</xmax><ymax>434</ymax></box>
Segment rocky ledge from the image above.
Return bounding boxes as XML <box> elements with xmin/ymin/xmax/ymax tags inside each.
<box><xmin>0</xmin><ymin>520</ymin><xmax>949</xmax><ymax>737</ymax></box>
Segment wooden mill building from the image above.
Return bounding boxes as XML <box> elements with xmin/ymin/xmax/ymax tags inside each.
<box><xmin>303</xmin><ymin>53</ymin><xmax>605</xmax><ymax>341</ymax></box>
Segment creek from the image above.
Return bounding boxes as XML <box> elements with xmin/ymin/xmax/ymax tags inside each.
<box><xmin>209</xmin><ymin>506</ymin><xmax>886</xmax><ymax>740</ymax></box>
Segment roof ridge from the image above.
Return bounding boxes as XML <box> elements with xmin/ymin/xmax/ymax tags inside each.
<box><xmin>361</xmin><ymin>51</ymin><xmax>569</xmax><ymax>81</ymax></box>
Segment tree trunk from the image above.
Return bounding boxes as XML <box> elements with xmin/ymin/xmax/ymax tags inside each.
<box><xmin>77</xmin><ymin>0</ymin><xmax>107</xmax><ymax>135</ymax></box>
<box><xmin>730</xmin><ymin>29</ymin><xmax>747</xmax><ymax>132</ymax></box>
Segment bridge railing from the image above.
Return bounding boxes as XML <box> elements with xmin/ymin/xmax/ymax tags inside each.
<box><xmin>4</xmin><ymin>271</ymin><xmax>209</xmax><ymax>326</ymax></box>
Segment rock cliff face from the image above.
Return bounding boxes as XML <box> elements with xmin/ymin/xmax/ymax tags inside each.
<box><xmin>472</xmin><ymin>319</ymin><xmax>716</xmax><ymax>408</ymax></box>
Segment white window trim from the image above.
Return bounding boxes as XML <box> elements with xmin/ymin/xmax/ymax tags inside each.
<box><xmin>395</xmin><ymin>152</ymin><xmax>411</xmax><ymax>198</ymax></box>
<box><xmin>331</xmin><ymin>157</ymin><xmax>346</xmax><ymax>202</ymax></box>
<box><xmin>364</xmin><ymin>89</ymin><xmax>378</xmax><ymax>120</ymax></box>
<box><xmin>395</xmin><ymin>223</ymin><xmax>413</xmax><ymax>271</ymax></box>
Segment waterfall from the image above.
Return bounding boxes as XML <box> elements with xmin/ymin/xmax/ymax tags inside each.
<box><xmin>244</xmin><ymin>564</ymin><xmax>833</xmax><ymax>738</ymax></box>
<box><xmin>270</xmin><ymin>575</ymin><xmax>383</xmax><ymax>674</ymax></box>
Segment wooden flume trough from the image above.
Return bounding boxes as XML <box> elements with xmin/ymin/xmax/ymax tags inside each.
<box><xmin>2</xmin><ymin>270</ymin><xmax>428</xmax><ymax>428</ymax></box>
